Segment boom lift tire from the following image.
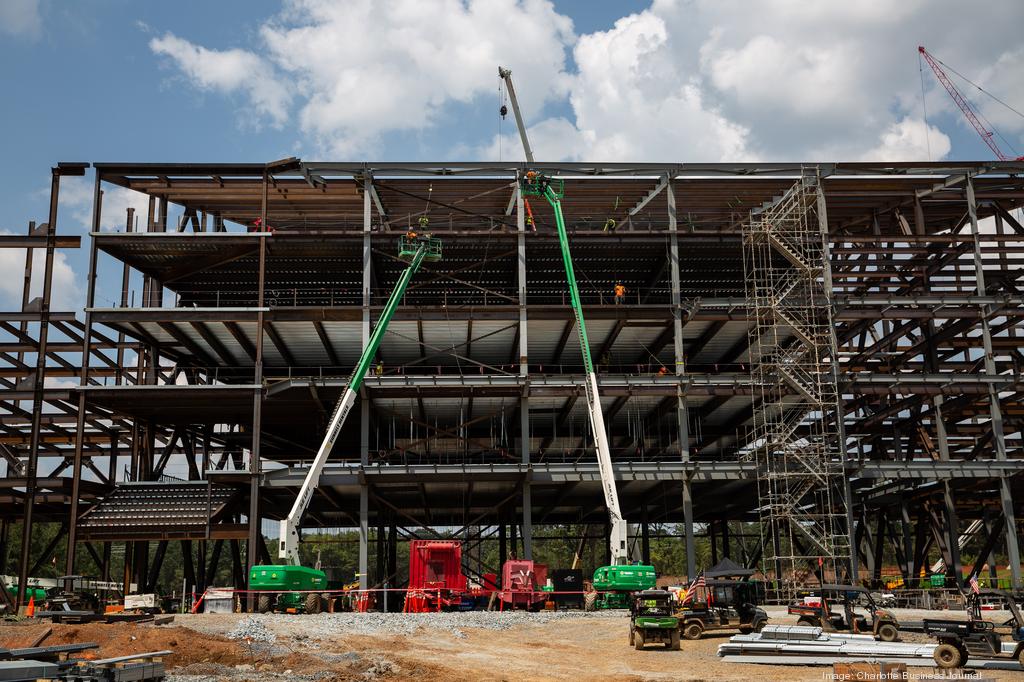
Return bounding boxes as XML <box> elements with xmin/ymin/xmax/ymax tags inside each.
<box><xmin>257</xmin><ymin>594</ymin><xmax>272</xmax><ymax>613</ymax></box>
<box><xmin>584</xmin><ymin>592</ymin><xmax>597</xmax><ymax>612</ymax></box>
<box><xmin>304</xmin><ymin>592</ymin><xmax>322</xmax><ymax>614</ymax></box>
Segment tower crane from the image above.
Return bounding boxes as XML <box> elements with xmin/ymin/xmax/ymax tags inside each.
<box><xmin>918</xmin><ymin>46</ymin><xmax>1024</xmax><ymax>162</ymax></box>
<box><xmin>498</xmin><ymin>66</ymin><xmax>630</xmax><ymax>565</ymax></box>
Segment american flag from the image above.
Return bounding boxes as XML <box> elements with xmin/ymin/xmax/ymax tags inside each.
<box><xmin>969</xmin><ymin>575</ymin><xmax>980</xmax><ymax>594</ymax></box>
<box><xmin>681</xmin><ymin>572</ymin><xmax>706</xmax><ymax>605</ymax></box>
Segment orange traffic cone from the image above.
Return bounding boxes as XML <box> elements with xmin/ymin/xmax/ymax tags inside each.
<box><xmin>25</xmin><ymin>595</ymin><xmax>35</xmax><ymax>617</ymax></box>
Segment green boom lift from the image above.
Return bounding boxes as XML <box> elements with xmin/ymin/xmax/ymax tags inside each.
<box><xmin>250</xmin><ymin>234</ymin><xmax>441</xmax><ymax>613</ymax></box>
<box><xmin>500</xmin><ymin>67</ymin><xmax>654</xmax><ymax>608</ymax></box>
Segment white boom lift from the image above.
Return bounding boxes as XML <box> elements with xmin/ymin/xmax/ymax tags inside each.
<box><xmin>499</xmin><ymin>66</ymin><xmax>629</xmax><ymax>564</ymax></box>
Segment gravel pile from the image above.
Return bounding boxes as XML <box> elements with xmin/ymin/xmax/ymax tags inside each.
<box><xmin>227</xmin><ymin>617</ymin><xmax>277</xmax><ymax>644</ymax></box>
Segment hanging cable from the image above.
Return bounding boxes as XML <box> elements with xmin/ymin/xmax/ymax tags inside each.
<box><xmin>918</xmin><ymin>51</ymin><xmax>932</xmax><ymax>162</ymax></box>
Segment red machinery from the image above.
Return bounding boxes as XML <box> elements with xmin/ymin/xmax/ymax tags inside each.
<box><xmin>500</xmin><ymin>559</ymin><xmax>548</xmax><ymax>609</ymax></box>
<box><xmin>403</xmin><ymin>540</ymin><xmax>468</xmax><ymax>613</ymax></box>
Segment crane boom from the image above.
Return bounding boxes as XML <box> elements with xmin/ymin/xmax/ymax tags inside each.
<box><xmin>498</xmin><ymin>67</ymin><xmax>535</xmax><ymax>164</ymax></box>
<box><xmin>918</xmin><ymin>46</ymin><xmax>1022</xmax><ymax>162</ymax></box>
<box><xmin>278</xmin><ymin>237</ymin><xmax>439</xmax><ymax>564</ymax></box>
<box><xmin>500</xmin><ymin>64</ymin><xmax>629</xmax><ymax>564</ymax></box>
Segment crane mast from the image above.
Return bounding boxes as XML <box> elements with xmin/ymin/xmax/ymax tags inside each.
<box><xmin>499</xmin><ymin>66</ymin><xmax>629</xmax><ymax>564</ymax></box>
<box><xmin>278</xmin><ymin>236</ymin><xmax>441</xmax><ymax>564</ymax></box>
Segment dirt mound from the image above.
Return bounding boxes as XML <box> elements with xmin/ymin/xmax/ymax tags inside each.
<box><xmin>0</xmin><ymin>621</ymin><xmax>248</xmax><ymax>667</ymax></box>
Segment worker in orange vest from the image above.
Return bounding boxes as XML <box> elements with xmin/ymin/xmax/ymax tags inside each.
<box><xmin>614</xmin><ymin>282</ymin><xmax>626</xmax><ymax>305</ymax></box>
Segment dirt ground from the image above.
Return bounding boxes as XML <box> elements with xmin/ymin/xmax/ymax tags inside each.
<box><xmin>2</xmin><ymin>610</ymin><xmax>1021</xmax><ymax>682</ymax></box>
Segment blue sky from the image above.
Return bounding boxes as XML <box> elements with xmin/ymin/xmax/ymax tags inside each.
<box><xmin>1</xmin><ymin>0</ymin><xmax>1023</xmax><ymax>309</ymax></box>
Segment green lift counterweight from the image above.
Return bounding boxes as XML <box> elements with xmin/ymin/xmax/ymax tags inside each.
<box><xmin>250</xmin><ymin>235</ymin><xmax>442</xmax><ymax>612</ymax></box>
<box><xmin>502</xmin><ymin>65</ymin><xmax>654</xmax><ymax>606</ymax></box>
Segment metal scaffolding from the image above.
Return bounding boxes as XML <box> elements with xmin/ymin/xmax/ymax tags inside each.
<box><xmin>744</xmin><ymin>168</ymin><xmax>851</xmax><ymax>598</ymax></box>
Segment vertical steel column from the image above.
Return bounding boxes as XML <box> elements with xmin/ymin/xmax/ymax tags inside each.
<box><xmin>667</xmin><ymin>179</ymin><xmax>697</xmax><ymax>580</ymax></box>
<box><xmin>358</xmin><ymin>177</ymin><xmax>372</xmax><ymax>590</ymax></box>
<box><xmin>966</xmin><ymin>178</ymin><xmax>1022</xmax><ymax>588</ymax></box>
<box><xmin>16</xmin><ymin>167</ymin><xmax>63</xmax><ymax>609</ymax></box>
<box><xmin>65</xmin><ymin>173</ymin><xmax>103</xmax><ymax>583</ymax></box>
<box><xmin>246</xmin><ymin>170</ymin><xmax>269</xmax><ymax>608</ymax></box>
<box><xmin>516</xmin><ymin>174</ymin><xmax>533</xmax><ymax>559</ymax></box>
<box><xmin>815</xmin><ymin>175</ymin><xmax>857</xmax><ymax>582</ymax></box>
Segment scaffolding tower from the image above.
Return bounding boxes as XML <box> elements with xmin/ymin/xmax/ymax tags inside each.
<box><xmin>743</xmin><ymin>168</ymin><xmax>851</xmax><ymax>599</ymax></box>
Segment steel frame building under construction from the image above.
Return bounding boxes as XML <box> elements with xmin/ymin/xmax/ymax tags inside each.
<box><xmin>1</xmin><ymin>159</ymin><xmax>1023</xmax><ymax>607</ymax></box>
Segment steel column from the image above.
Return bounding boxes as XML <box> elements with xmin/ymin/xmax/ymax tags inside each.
<box><xmin>245</xmin><ymin>170</ymin><xmax>269</xmax><ymax>609</ymax></box>
<box><xmin>16</xmin><ymin>168</ymin><xmax>63</xmax><ymax>609</ymax></box>
<box><xmin>64</xmin><ymin>173</ymin><xmax>102</xmax><ymax>585</ymax></box>
<box><xmin>967</xmin><ymin>178</ymin><xmax>1022</xmax><ymax>588</ymax></box>
<box><xmin>516</xmin><ymin>174</ymin><xmax>533</xmax><ymax>559</ymax></box>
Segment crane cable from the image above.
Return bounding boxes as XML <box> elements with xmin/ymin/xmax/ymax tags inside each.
<box><xmin>925</xmin><ymin>49</ymin><xmax>1024</xmax><ymax>158</ymax></box>
<box><xmin>918</xmin><ymin>51</ymin><xmax>932</xmax><ymax>162</ymax></box>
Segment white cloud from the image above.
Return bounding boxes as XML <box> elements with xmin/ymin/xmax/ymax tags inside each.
<box><xmin>0</xmin><ymin>0</ymin><xmax>41</xmax><ymax>39</ymax></box>
<box><xmin>0</xmin><ymin>231</ymin><xmax>82</xmax><ymax>311</ymax></box>
<box><xmin>149</xmin><ymin>0</ymin><xmax>574</xmax><ymax>155</ymax></box>
<box><xmin>58</xmin><ymin>176</ymin><xmax>151</xmax><ymax>232</ymax></box>
<box><xmin>143</xmin><ymin>0</ymin><xmax>1024</xmax><ymax>161</ymax></box>
<box><xmin>150</xmin><ymin>32</ymin><xmax>291</xmax><ymax>128</ymax></box>
<box><xmin>860</xmin><ymin>117</ymin><xmax>951</xmax><ymax>161</ymax></box>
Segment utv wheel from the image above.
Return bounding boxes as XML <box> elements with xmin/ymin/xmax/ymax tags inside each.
<box><xmin>629</xmin><ymin>626</ymin><xmax>635</xmax><ymax>646</ymax></box>
<box><xmin>877</xmin><ymin>623</ymin><xmax>899</xmax><ymax>642</ymax></box>
<box><xmin>669</xmin><ymin>628</ymin><xmax>681</xmax><ymax>651</ymax></box>
<box><xmin>304</xmin><ymin>592</ymin><xmax>322</xmax><ymax>614</ymax></box>
<box><xmin>753</xmin><ymin>619</ymin><xmax>767</xmax><ymax>633</ymax></box>
<box><xmin>634</xmin><ymin>631</ymin><xmax>645</xmax><ymax>650</ymax></box>
<box><xmin>933</xmin><ymin>643</ymin><xmax>963</xmax><ymax>669</ymax></box>
<box><xmin>257</xmin><ymin>594</ymin><xmax>272</xmax><ymax>613</ymax></box>
<box><xmin>584</xmin><ymin>592</ymin><xmax>597</xmax><ymax>612</ymax></box>
<box><xmin>1017</xmin><ymin>647</ymin><xmax>1024</xmax><ymax>669</ymax></box>
<box><xmin>683</xmin><ymin>622</ymin><xmax>704</xmax><ymax>640</ymax></box>
<box><xmin>797</xmin><ymin>617</ymin><xmax>817</xmax><ymax>628</ymax></box>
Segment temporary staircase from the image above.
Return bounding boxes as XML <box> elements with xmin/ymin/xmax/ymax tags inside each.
<box><xmin>743</xmin><ymin>168</ymin><xmax>851</xmax><ymax>599</ymax></box>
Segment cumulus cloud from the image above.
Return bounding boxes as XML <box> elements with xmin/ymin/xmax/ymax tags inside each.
<box><xmin>0</xmin><ymin>231</ymin><xmax>82</xmax><ymax>311</ymax></box>
<box><xmin>144</xmin><ymin>0</ymin><xmax>1024</xmax><ymax>161</ymax></box>
<box><xmin>150</xmin><ymin>0</ymin><xmax>574</xmax><ymax>154</ymax></box>
<box><xmin>0</xmin><ymin>0</ymin><xmax>42</xmax><ymax>39</ymax></box>
<box><xmin>150</xmin><ymin>32</ymin><xmax>291</xmax><ymax>128</ymax></box>
<box><xmin>859</xmin><ymin>117</ymin><xmax>951</xmax><ymax>162</ymax></box>
<box><xmin>477</xmin><ymin>10</ymin><xmax>751</xmax><ymax>161</ymax></box>
<box><xmin>58</xmin><ymin>176</ymin><xmax>151</xmax><ymax>232</ymax></box>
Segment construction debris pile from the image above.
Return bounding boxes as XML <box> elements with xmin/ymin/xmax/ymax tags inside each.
<box><xmin>0</xmin><ymin>641</ymin><xmax>168</xmax><ymax>681</ymax></box>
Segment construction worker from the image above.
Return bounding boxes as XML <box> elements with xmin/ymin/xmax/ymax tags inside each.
<box><xmin>614</xmin><ymin>281</ymin><xmax>626</xmax><ymax>305</ymax></box>
<box><xmin>406</xmin><ymin>229</ymin><xmax>417</xmax><ymax>240</ymax></box>
<box><xmin>657</xmin><ymin>366</ymin><xmax>668</xmax><ymax>378</ymax></box>
<box><xmin>375</xmin><ymin>361</ymin><xmax>383</xmax><ymax>376</ymax></box>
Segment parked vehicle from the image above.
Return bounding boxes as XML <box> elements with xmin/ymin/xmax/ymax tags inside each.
<box><xmin>630</xmin><ymin>589</ymin><xmax>680</xmax><ymax>650</ymax></box>
<box><xmin>923</xmin><ymin>588</ymin><xmax>1024</xmax><ymax>669</ymax></box>
<box><xmin>788</xmin><ymin>584</ymin><xmax>900</xmax><ymax>642</ymax></box>
<box><xmin>677</xmin><ymin>578</ymin><xmax>768</xmax><ymax>640</ymax></box>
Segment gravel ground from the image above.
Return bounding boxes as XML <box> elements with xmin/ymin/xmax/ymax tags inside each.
<box><xmin>177</xmin><ymin>608</ymin><xmax>623</xmax><ymax>641</ymax></box>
